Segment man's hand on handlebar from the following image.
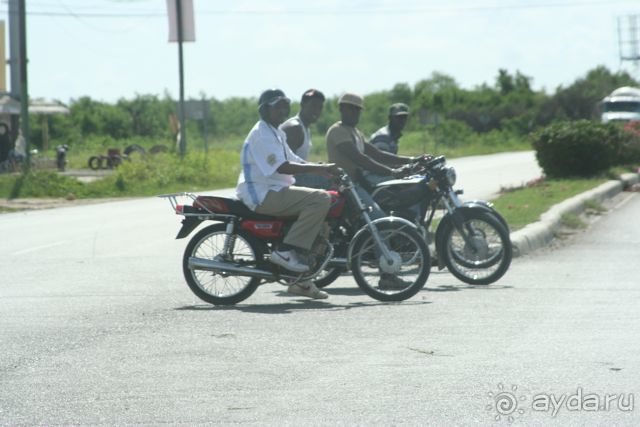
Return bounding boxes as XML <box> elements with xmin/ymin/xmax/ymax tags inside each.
<box><xmin>391</xmin><ymin>164</ymin><xmax>414</xmax><ymax>179</ymax></box>
<box><xmin>412</xmin><ymin>154</ymin><xmax>434</xmax><ymax>164</ymax></box>
<box><xmin>316</xmin><ymin>163</ymin><xmax>343</xmax><ymax>178</ymax></box>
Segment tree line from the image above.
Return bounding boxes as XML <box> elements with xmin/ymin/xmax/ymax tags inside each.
<box><xmin>31</xmin><ymin>66</ymin><xmax>639</xmax><ymax>149</ymax></box>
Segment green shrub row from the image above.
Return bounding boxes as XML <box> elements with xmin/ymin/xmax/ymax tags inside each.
<box><xmin>531</xmin><ymin>121</ymin><xmax>640</xmax><ymax>178</ymax></box>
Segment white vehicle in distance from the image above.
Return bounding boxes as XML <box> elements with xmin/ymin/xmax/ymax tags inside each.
<box><xmin>601</xmin><ymin>86</ymin><xmax>640</xmax><ymax>124</ymax></box>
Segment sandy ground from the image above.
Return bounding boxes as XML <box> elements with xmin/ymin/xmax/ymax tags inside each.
<box><xmin>0</xmin><ymin>196</ymin><xmax>137</xmax><ymax>212</ymax></box>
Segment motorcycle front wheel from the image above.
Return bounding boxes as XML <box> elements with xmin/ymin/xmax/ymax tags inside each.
<box><xmin>349</xmin><ymin>221</ymin><xmax>430</xmax><ymax>301</ymax></box>
<box><xmin>182</xmin><ymin>223</ymin><xmax>264</xmax><ymax>305</ymax></box>
<box><xmin>439</xmin><ymin>209</ymin><xmax>512</xmax><ymax>285</ymax></box>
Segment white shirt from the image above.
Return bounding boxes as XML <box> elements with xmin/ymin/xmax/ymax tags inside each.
<box><xmin>279</xmin><ymin>115</ymin><xmax>311</xmax><ymax>160</ymax></box>
<box><xmin>236</xmin><ymin>120</ymin><xmax>304</xmax><ymax>210</ymax></box>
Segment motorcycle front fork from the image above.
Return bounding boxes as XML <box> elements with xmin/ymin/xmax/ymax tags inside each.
<box><xmin>347</xmin><ymin>186</ymin><xmax>395</xmax><ymax>262</ymax></box>
<box><xmin>442</xmin><ymin>190</ymin><xmax>481</xmax><ymax>251</ymax></box>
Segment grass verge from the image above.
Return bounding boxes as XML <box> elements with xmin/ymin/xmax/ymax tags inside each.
<box><xmin>0</xmin><ymin>206</ymin><xmax>23</xmax><ymax>213</ymax></box>
<box><xmin>491</xmin><ymin>177</ymin><xmax>610</xmax><ymax>231</ymax></box>
<box><xmin>0</xmin><ymin>151</ymin><xmax>240</xmax><ymax>199</ymax></box>
<box><xmin>3</xmin><ymin>134</ymin><xmax>530</xmax><ymax>200</ymax></box>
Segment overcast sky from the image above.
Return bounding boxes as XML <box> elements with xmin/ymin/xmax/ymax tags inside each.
<box><xmin>5</xmin><ymin>0</ymin><xmax>640</xmax><ymax>103</ymax></box>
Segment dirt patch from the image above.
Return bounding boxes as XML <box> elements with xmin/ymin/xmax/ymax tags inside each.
<box><xmin>0</xmin><ymin>196</ymin><xmax>135</xmax><ymax>213</ymax></box>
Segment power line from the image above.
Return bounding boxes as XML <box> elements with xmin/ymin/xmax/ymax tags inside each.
<box><xmin>0</xmin><ymin>0</ymin><xmax>636</xmax><ymax>18</ymax></box>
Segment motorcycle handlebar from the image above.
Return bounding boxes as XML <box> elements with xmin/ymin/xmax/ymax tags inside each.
<box><xmin>333</xmin><ymin>168</ymin><xmax>353</xmax><ymax>188</ymax></box>
<box><xmin>407</xmin><ymin>155</ymin><xmax>446</xmax><ymax>176</ymax></box>
<box><xmin>419</xmin><ymin>155</ymin><xmax>446</xmax><ymax>169</ymax></box>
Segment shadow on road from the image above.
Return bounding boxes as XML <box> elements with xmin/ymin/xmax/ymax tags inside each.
<box><xmin>175</xmin><ymin>298</ymin><xmax>432</xmax><ymax>314</ymax></box>
<box><xmin>422</xmin><ymin>284</ymin><xmax>513</xmax><ymax>292</ymax></box>
<box><xmin>422</xmin><ymin>284</ymin><xmax>465</xmax><ymax>292</ymax></box>
<box><xmin>319</xmin><ymin>286</ymin><xmax>364</xmax><ymax>296</ymax></box>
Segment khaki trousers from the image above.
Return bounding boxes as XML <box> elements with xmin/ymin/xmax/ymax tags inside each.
<box><xmin>256</xmin><ymin>186</ymin><xmax>331</xmax><ymax>251</ymax></box>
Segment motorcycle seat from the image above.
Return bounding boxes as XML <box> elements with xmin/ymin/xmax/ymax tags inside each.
<box><xmin>194</xmin><ymin>196</ymin><xmax>294</xmax><ymax>221</ymax></box>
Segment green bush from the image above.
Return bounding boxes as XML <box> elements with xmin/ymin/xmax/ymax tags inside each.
<box><xmin>531</xmin><ymin>120</ymin><xmax>623</xmax><ymax>178</ymax></box>
<box><xmin>87</xmin><ymin>151</ymin><xmax>240</xmax><ymax>196</ymax></box>
<box><xmin>620</xmin><ymin>121</ymin><xmax>640</xmax><ymax>164</ymax></box>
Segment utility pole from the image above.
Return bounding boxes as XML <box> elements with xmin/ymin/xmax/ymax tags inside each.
<box><xmin>7</xmin><ymin>0</ymin><xmax>29</xmax><ymax>170</ymax></box>
<box><xmin>17</xmin><ymin>0</ymin><xmax>29</xmax><ymax>171</ymax></box>
<box><xmin>167</xmin><ymin>0</ymin><xmax>194</xmax><ymax>157</ymax></box>
<box><xmin>8</xmin><ymin>0</ymin><xmax>20</xmax><ymax>100</ymax></box>
<box><xmin>176</xmin><ymin>0</ymin><xmax>186</xmax><ymax>158</ymax></box>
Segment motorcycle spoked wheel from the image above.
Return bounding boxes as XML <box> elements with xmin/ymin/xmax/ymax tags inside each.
<box><xmin>440</xmin><ymin>209</ymin><xmax>512</xmax><ymax>285</ymax></box>
<box><xmin>313</xmin><ymin>267</ymin><xmax>346</xmax><ymax>288</ymax></box>
<box><xmin>349</xmin><ymin>222</ymin><xmax>430</xmax><ymax>302</ymax></box>
<box><xmin>88</xmin><ymin>156</ymin><xmax>102</xmax><ymax>170</ymax></box>
<box><xmin>182</xmin><ymin>223</ymin><xmax>264</xmax><ymax>305</ymax></box>
<box><xmin>449</xmin><ymin>226</ymin><xmax>503</xmax><ymax>269</ymax></box>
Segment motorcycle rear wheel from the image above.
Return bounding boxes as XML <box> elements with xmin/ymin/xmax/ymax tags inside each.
<box><xmin>88</xmin><ymin>156</ymin><xmax>102</xmax><ymax>170</ymax></box>
<box><xmin>313</xmin><ymin>267</ymin><xmax>345</xmax><ymax>288</ymax></box>
<box><xmin>350</xmin><ymin>221</ymin><xmax>430</xmax><ymax>301</ymax></box>
<box><xmin>440</xmin><ymin>209</ymin><xmax>512</xmax><ymax>285</ymax></box>
<box><xmin>182</xmin><ymin>223</ymin><xmax>263</xmax><ymax>305</ymax></box>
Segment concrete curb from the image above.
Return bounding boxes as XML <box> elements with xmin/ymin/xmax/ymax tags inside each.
<box><xmin>510</xmin><ymin>172</ymin><xmax>640</xmax><ymax>258</ymax></box>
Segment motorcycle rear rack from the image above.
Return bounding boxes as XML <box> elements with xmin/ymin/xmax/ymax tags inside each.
<box><xmin>157</xmin><ymin>192</ymin><xmax>234</xmax><ymax>220</ymax></box>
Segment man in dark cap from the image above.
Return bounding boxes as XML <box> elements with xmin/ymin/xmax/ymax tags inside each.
<box><xmin>236</xmin><ymin>89</ymin><xmax>341</xmax><ymax>299</ymax></box>
<box><xmin>370</xmin><ymin>103</ymin><xmax>410</xmax><ymax>154</ymax></box>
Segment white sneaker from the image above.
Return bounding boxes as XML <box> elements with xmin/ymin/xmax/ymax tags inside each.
<box><xmin>269</xmin><ymin>249</ymin><xmax>309</xmax><ymax>273</ymax></box>
<box><xmin>288</xmin><ymin>281</ymin><xmax>328</xmax><ymax>299</ymax></box>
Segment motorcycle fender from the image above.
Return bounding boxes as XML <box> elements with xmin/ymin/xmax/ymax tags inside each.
<box><xmin>347</xmin><ymin>216</ymin><xmax>417</xmax><ymax>264</ymax></box>
<box><xmin>176</xmin><ymin>217</ymin><xmax>203</xmax><ymax>239</ymax></box>
<box><xmin>462</xmin><ymin>200</ymin><xmax>509</xmax><ymax>232</ymax></box>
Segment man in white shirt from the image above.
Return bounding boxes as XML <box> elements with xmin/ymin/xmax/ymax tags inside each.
<box><xmin>236</xmin><ymin>89</ymin><xmax>341</xmax><ymax>299</ymax></box>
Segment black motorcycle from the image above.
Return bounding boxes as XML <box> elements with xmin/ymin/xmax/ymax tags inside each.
<box><xmin>369</xmin><ymin>155</ymin><xmax>512</xmax><ymax>285</ymax></box>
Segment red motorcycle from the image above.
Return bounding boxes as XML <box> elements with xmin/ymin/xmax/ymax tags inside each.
<box><xmin>160</xmin><ymin>172</ymin><xmax>431</xmax><ymax>305</ymax></box>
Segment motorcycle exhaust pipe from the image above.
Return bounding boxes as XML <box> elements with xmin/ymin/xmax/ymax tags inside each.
<box><xmin>326</xmin><ymin>257</ymin><xmax>347</xmax><ymax>268</ymax></box>
<box><xmin>187</xmin><ymin>257</ymin><xmax>275</xmax><ymax>280</ymax></box>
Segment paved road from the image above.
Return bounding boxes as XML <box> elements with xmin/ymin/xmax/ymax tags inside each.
<box><xmin>7</xmin><ymin>152</ymin><xmax>639</xmax><ymax>425</ymax></box>
<box><xmin>448</xmin><ymin>150</ymin><xmax>540</xmax><ymax>200</ymax></box>
<box><xmin>206</xmin><ymin>150</ymin><xmax>541</xmax><ymax>201</ymax></box>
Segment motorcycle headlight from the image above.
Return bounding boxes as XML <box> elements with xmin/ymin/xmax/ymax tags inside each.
<box><xmin>444</xmin><ymin>166</ymin><xmax>456</xmax><ymax>186</ymax></box>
